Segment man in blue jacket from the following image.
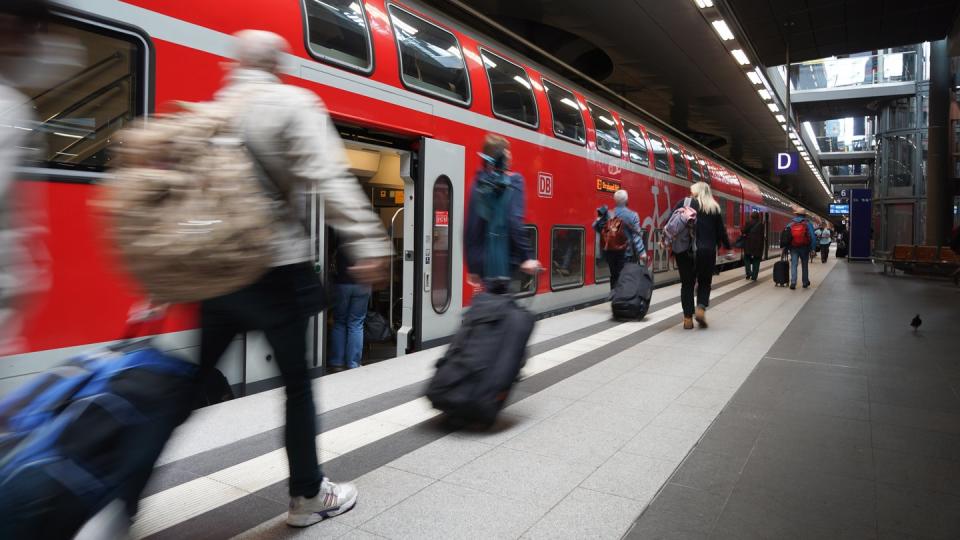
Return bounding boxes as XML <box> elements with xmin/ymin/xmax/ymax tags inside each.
<box><xmin>786</xmin><ymin>208</ymin><xmax>817</xmax><ymax>290</ymax></box>
<box><xmin>465</xmin><ymin>134</ymin><xmax>541</xmax><ymax>294</ymax></box>
<box><xmin>593</xmin><ymin>190</ymin><xmax>646</xmax><ymax>289</ymax></box>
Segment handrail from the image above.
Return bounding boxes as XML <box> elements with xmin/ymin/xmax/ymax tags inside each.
<box><xmin>52</xmin><ymin>109</ymin><xmax>131</xmax><ymax>163</ymax></box>
<box><xmin>791</xmin><ymin>51</ymin><xmax>918</xmax><ymax>91</ymax></box>
<box><xmin>30</xmin><ymin>51</ymin><xmax>122</xmax><ymax>104</ymax></box>
<box><xmin>388</xmin><ymin>207</ymin><xmax>404</xmax><ymax>331</ymax></box>
<box><xmin>43</xmin><ymin>73</ymin><xmax>131</xmax><ymax>126</ymax></box>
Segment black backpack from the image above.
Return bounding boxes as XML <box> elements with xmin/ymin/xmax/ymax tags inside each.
<box><xmin>779</xmin><ymin>227</ymin><xmax>793</xmax><ymax>249</ymax></box>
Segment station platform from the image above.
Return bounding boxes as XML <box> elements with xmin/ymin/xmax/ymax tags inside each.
<box><xmin>79</xmin><ymin>253</ymin><xmax>959</xmax><ymax>539</ymax></box>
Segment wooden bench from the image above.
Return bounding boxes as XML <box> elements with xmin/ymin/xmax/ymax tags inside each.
<box><xmin>881</xmin><ymin>244</ymin><xmax>959</xmax><ymax>277</ymax></box>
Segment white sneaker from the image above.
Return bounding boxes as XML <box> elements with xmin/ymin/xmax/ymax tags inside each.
<box><xmin>286</xmin><ymin>478</ymin><xmax>358</xmax><ymax>527</ymax></box>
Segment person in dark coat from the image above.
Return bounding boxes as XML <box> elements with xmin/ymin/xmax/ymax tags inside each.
<box><xmin>464</xmin><ymin>134</ymin><xmax>541</xmax><ymax>294</ymax></box>
<box><xmin>673</xmin><ymin>181</ymin><xmax>731</xmax><ymax>329</ymax></box>
<box><xmin>741</xmin><ymin>210</ymin><xmax>765</xmax><ymax>281</ymax></box>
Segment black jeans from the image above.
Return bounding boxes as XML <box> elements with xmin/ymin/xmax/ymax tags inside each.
<box><xmin>604</xmin><ymin>250</ymin><xmax>626</xmax><ymax>289</ymax></box>
<box><xmin>676</xmin><ymin>249</ymin><xmax>716</xmax><ymax>317</ymax></box>
<box><xmin>199</xmin><ymin>264</ymin><xmax>321</xmax><ymax>498</ymax></box>
<box><xmin>744</xmin><ymin>254</ymin><xmax>761</xmax><ymax>280</ymax></box>
<box><xmin>820</xmin><ymin>244</ymin><xmax>830</xmax><ymax>263</ymax></box>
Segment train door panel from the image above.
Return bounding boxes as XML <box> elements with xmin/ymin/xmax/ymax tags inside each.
<box><xmin>414</xmin><ymin>138</ymin><xmax>465</xmax><ymax>348</ymax></box>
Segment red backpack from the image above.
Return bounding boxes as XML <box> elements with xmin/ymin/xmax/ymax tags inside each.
<box><xmin>789</xmin><ymin>220</ymin><xmax>810</xmax><ymax>248</ymax></box>
<box><xmin>601</xmin><ymin>216</ymin><xmax>629</xmax><ymax>251</ymax></box>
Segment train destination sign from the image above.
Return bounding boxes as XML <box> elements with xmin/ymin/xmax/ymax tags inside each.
<box><xmin>596</xmin><ymin>177</ymin><xmax>621</xmax><ymax>193</ymax></box>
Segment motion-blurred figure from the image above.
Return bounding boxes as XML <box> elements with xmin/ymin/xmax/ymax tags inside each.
<box><xmin>193</xmin><ymin>30</ymin><xmax>391</xmax><ymax>528</ymax></box>
<box><xmin>0</xmin><ymin>0</ymin><xmax>62</xmax><ymax>355</ymax></box>
<box><xmin>465</xmin><ymin>134</ymin><xmax>541</xmax><ymax>292</ymax></box>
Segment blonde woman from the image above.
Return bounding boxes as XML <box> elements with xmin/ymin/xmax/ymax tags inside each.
<box><xmin>673</xmin><ymin>182</ymin><xmax>730</xmax><ymax>329</ymax></box>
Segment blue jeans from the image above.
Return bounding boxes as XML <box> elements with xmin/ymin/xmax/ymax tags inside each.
<box><xmin>329</xmin><ymin>283</ymin><xmax>371</xmax><ymax>369</ymax></box>
<box><xmin>789</xmin><ymin>249</ymin><xmax>810</xmax><ymax>287</ymax></box>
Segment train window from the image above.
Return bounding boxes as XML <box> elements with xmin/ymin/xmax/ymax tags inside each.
<box><xmin>551</xmin><ymin>226</ymin><xmax>584</xmax><ymax>290</ymax></box>
<box><xmin>389</xmin><ymin>5</ymin><xmax>470</xmax><ymax>105</ymax></box>
<box><xmin>431</xmin><ymin>175</ymin><xmax>453</xmax><ymax>313</ymax></box>
<box><xmin>699</xmin><ymin>159</ymin><xmax>711</xmax><ymax>182</ymax></box>
<box><xmin>510</xmin><ymin>226</ymin><xmax>538</xmax><ymax>296</ymax></box>
<box><xmin>13</xmin><ymin>21</ymin><xmax>143</xmax><ymax>171</ymax></box>
<box><xmin>669</xmin><ymin>143</ymin><xmax>688</xmax><ymax>179</ymax></box>
<box><xmin>587</xmin><ymin>103</ymin><xmax>622</xmax><ymax>157</ymax></box>
<box><xmin>480</xmin><ymin>49</ymin><xmax>538</xmax><ymax>128</ymax></box>
<box><xmin>303</xmin><ymin>0</ymin><xmax>373</xmax><ymax>72</ymax></box>
<box><xmin>688</xmin><ymin>152</ymin><xmax>703</xmax><ymax>183</ymax></box>
<box><xmin>622</xmin><ymin>120</ymin><xmax>650</xmax><ymax>167</ymax></box>
<box><xmin>647</xmin><ymin>133</ymin><xmax>670</xmax><ymax>173</ymax></box>
<box><xmin>543</xmin><ymin>79</ymin><xmax>585</xmax><ymax>144</ymax></box>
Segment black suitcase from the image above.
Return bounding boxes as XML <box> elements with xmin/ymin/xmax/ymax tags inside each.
<box><xmin>611</xmin><ymin>262</ymin><xmax>654</xmax><ymax>320</ymax></box>
<box><xmin>836</xmin><ymin>241</ymin><xmax>848</xmax><ymax>258</ymax></box>
<box><xmin>426</xmin><ymin>292</ymin><xmax>535</xmax><ymax>426</ymax></box>
<box><xmin>773</xmin><ymin>252</ymin><xmax>790</xmax><ymax>287</ymax></box>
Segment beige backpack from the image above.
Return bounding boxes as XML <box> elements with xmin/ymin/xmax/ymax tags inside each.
<box><xmin>94</xmin><ymin>98</ymin><xmax>275</xmax><ymax>304</ymax></box>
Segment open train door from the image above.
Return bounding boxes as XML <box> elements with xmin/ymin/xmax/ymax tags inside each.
<box><xmin>405</xmin><ymin>138</ymin><xmax>465</xmax><ymax>352</ymax></box>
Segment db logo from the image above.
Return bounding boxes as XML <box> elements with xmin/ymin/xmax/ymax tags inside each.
<box><xmin>537</xmin><ymin>172</ymin><xmax>553</xmax><ymax>198</ymax></box>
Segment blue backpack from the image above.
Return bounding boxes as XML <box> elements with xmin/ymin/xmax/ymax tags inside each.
<box><xmin>0</xmin><ymin>343</ymin><xmax>197</xmax><ymax>539</ymax></box>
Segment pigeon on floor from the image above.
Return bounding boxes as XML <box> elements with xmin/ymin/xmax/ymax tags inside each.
<box><xmin>911</xmin><ymin>314</ymin><xmax>922</xmax><ymax>333</ymax></box>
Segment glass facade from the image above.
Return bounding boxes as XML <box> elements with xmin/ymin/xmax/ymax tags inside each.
<box><xmin>871</xmin><ymin>58</ymin><xmax>930</xmax><ymax>253</ymax></box>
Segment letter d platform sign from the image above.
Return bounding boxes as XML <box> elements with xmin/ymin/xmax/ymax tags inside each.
<box><xmin>775</xmin><ymin>152</ymin><xmax>799</xmax><ymax>175</ymax></box>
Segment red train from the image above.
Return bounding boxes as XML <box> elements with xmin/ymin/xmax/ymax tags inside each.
<box><xmin>2</xmin><ymin>0</ymin><xmax>821</xmax><ymax>394</ymax></box>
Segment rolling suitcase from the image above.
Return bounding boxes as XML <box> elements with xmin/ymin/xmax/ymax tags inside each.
<box><xmin>0</xmin><ymin>341</ymin><xmax>197</xmax><ymax>539</ymax></box>
<box><xmin>773</xmin><ymin>251</ymin><xmax>790</xmax><ymax>287</ymax></box>
<box><xmin>836</xmin><ymin>241</ymin><xmax>848</xmax><ymax>258</ymax></box>
<box><xmin>611</xmin><ymin>262</ymin><xmax>654</xmax><ymax>320</ymax></box>
<box><xmin>426</xmin><ymin>292</ymin><xmax>535</xmax><ymax>427</ymax></box>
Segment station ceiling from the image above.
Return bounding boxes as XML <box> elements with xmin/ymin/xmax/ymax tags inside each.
<box><xmin>420</xmin><ymin>0</ymin><xmax>833</xmax><ymax>211</ymax></box>
<box><xmin>726</xmin><ymin>0</ymin><xmax>960</xmax><ymax>67</ymax></box>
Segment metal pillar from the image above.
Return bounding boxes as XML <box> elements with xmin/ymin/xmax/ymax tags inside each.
<box><xmin>925</xmin><ymin>38</ymin><xmax>950</xmax><ymax>246</ymax></box>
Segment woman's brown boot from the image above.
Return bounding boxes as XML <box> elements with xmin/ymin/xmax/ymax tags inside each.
<box><xmin>683</xmin><ymin>316</ymin><xmax>694</xmax><ymax>330</ymax></box>
<box><xmin>695</xmin><ymin>306</ymin><xmax>707</xmax><ymax>328</ymax></box>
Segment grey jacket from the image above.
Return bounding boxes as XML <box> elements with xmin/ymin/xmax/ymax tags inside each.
<box><xmin>215</xmin><ymin>69</ymin><xmax>391</xmax><ymax>266</ymax></box>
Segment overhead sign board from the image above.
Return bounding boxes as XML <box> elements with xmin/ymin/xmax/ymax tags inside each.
<box><xmin>775</xmin><ymin>152</ymin><xmax>799</xmax><ymax>175</ymax></box>
<box><xmin>829</xmin><ymin>203</ymin><xmax>850</xmax><ymax>215</ymax></box>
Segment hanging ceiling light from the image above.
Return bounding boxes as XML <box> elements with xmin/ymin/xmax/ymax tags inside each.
<box><xmin>711</xmin><ymin>20</ymin><xmax>735</xmax><ymax>41</ymax></box>
<box><xmin>731</xmin><ymin>49</ymin><xmax>750</xmax><ymax>65</ymax></box>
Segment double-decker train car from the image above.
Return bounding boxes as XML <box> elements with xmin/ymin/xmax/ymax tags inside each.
<box><xmin>1</xmin><ymin>0</ymin><xmax>821</xmax><ymax>395</ymax></box>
